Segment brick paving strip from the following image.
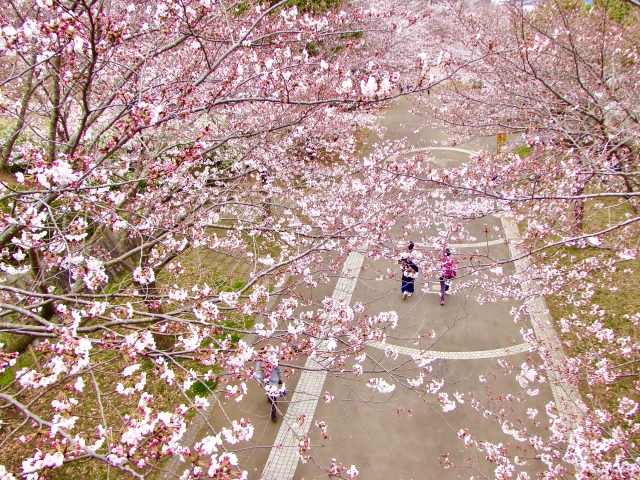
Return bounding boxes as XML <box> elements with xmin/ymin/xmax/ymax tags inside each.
<box><xmin>500</xmin><ymin>217</ymin><xmax>585</xmax><ymax>425</ymax></box>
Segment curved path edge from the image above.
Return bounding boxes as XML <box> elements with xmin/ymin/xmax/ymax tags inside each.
<box><xmin>366</xmin><ymin>340</ymin><xmax>532</xmax><ymax>360</ymax></box>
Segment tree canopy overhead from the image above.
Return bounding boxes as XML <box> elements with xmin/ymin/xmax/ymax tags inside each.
<box><xmin>0</xmin><ymin>0</ymin><xmax>639</xmax><ymax>479</ymax></box>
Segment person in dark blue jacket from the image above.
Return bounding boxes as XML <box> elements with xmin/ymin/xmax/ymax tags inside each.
<box><xmin>398</xmin><ymin>252</ymin><xmax>419</xmax><ymax>300</ymax></box>
<box><xmin>255</xmin><ymin>357</ymin><xmax>284</xmax><ymax>422</ymax></box>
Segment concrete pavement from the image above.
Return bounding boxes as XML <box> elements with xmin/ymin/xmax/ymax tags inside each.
<box><xmin>157</xmin><ymin>98</ymin><xmax>578</xmax><ymax>480</ymax></box>
<box><xmin>291</xmin><ymin>234</ymin><xmax>554</xmax><ymax>480</ymax></box>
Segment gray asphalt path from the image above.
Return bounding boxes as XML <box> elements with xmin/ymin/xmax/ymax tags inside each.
<box><xmin>158</xmin><ymin>98</ymin><xmax>570</xmax><ymax>480</ymax></box>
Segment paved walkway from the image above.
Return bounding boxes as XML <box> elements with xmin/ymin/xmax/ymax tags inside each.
<box><xmin>258</xmin><ymin>218</ymin><xmax>580</xmax><ymax>480</ymax></box>
<box><xmin>157</xmin><ymin>99</ymin><xmax>583</xmax><ymax>480</ymax></box>
<box><xmin>260</xmin><ymin>249</ymin><xmax>365</xmax><ymax>480</ymax></box>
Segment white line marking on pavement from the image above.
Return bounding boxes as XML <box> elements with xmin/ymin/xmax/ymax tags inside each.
<box><xmin>398</xmin><ymin>239</ymin><xmax>506</xmax><ymax>250</ymax></box>
<box><xmin>386</xmin><ymin>146</ymin><xmax>478</xmax><ymax>163</ymax></box>
<box><xmin>416</xmin><ymin>239</ymin><xmax>505</xmax><ymax>249</ymax></box>
<box><xmin>405</xmin><ymin>146</ymin><xmax>478</xmax><ymax>156</ymax></box>
<box><xmin>366</xmin><ymin>340</ymin><xmax>532</xmax><ymax>360</ymax></box>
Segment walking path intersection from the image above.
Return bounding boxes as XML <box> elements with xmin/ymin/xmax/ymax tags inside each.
<box><xmin>159</xmin><ymin>99</ymin><xmax>582</xmax><ymax>480</ymax></box>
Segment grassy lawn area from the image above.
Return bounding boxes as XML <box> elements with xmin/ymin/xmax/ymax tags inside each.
<box><xmin>0</xmin><ymin>246</ymin><xmax>260</xmax><ymax>479</ymax></box>
<box><xmin>542</xmin><ymin>195</ymin><xmax>640</xmax><ymax>438</ymax></box>
<box><xmin>548</xmin><ymin>254</ymin><xmax>640</xmax><ymax>409</ymax></box>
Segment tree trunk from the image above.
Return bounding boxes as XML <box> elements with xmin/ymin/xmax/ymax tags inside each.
<box><xmin>572</xmin><ymin>198</ymin><xmax>584</xmax><ymax>234</ymax></box>
<box><xmin>1</xmin><ymin>55</ymin><xmax>36</xmax><ymax>172</ymax></box>
<box><xmin>47</xmin><ymin>54</ymin><xmax>61</xmax><ymax>164</ymax></box>
<box><xmin>6</xmin><ymin>250</ymin><xmax>57</xmax><ymax>355</ymax></box>
<box><xmin>139</xmin><ymin>280</ymin><xmax>175</xmax><ymax>351</ymax></box>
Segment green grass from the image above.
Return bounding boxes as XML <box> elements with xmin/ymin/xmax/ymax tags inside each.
<box><xmin>0</xmin><ymin>244</ymin><xmax>262</xmax><ymax>478</ymax></box>
<box><xmin>542</xmin><ymin>195</ymin><xmax>640</xmax><ymax>429</ymax></box>
<box><xmin>305</xmin><ymin>40</ymin><xmax>320</xmax><ymax>56</ymax></box>
<box><xmin>187</xmin><ymin>379</ymin><xmax>219</xmax><ymax>398</ymax></box>
<box><xmin>0</xmin><ymin>343</ymin><xmax>37</xmax><ymax>387</ymax></box>
<box><xmin>0</xmin><ymin>369</ymin><xmax>13</xmax><ymax>387</ymax></box>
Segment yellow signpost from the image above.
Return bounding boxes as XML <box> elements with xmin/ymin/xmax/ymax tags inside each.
<box><xmin>497</xmin><ymin>133</ymin><xmax>507</xmax><ymax>154</ymax></box>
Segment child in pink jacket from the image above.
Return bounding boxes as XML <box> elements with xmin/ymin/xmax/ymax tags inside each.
<box><xmin>439</xmin><ymin>248</ymin><xmax>457</xmax><ymax>306</ymax></box>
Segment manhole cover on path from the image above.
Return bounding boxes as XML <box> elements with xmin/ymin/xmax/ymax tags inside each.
<box><xmin>425</xmin><ymin>358</ymin><xmax>451</xmax><ymax>379</ymax></box>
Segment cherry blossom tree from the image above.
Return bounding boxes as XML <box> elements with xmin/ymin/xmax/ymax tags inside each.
<box><xmin>2</xmin><ymin>0</ymin><xmax>637</xmax><ymax>478</ymax></box>
<box><xmin>384</xmin><ymin>0</ymin><xmax>640</xmax><ymax>478</ymax></box>
<box><xmin>0</xmin><ymin>0</ymin><xmax>444</xmax><ymax>478</ymax></box>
